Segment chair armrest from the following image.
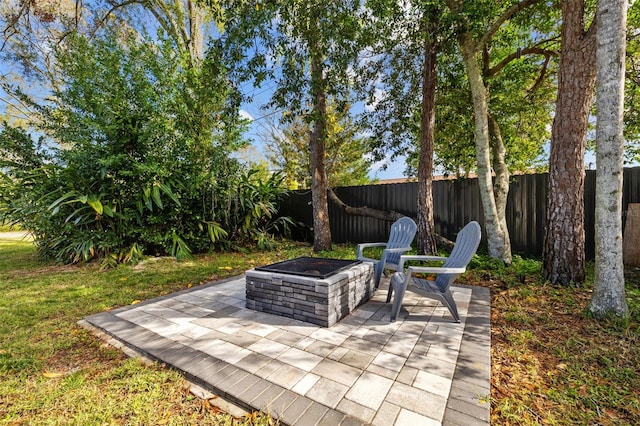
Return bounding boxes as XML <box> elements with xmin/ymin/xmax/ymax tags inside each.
<box><xmin>407</xmin><ymin>265</ymin><xmax>467</xmax><ymax>276</ymax></box>
<box><xmin>382</xmin><ymin>247</ymin><xmax>413</xmax><ymax>254</ymax></box>
<box><xmin>398</xmin><ymin>254</ymin><xmax>448</xmax><ymax>270</ymax></box>
<box><xmin>356</xmin><ymin>242</ymin><xmax>388</xmax><ymax>259</ymax></box>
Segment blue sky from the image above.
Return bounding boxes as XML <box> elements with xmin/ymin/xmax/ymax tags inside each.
<box><xmin>238</xmin><ymin>82</ymin><xmax>409</xmax><ymax>181</ymax></box>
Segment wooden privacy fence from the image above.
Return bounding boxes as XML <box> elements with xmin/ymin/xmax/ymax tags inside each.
<box><xmin>278</xmin><ymin>167</ymin><xmax>640</xmax><ymax>258</ymax></box>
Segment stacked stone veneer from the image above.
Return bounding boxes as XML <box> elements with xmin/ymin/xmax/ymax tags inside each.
<box><xmin>245</xmin><ymin>262</ymin><xmax>374</xmax><ymax>327</ymax></box>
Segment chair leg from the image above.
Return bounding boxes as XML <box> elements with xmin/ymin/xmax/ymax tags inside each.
<box><xmin>374</xmin><ymin>263</ymin><xmax>384</xmax><ymax>289</ymax></box>
<box><xmin>441</xmin><ymin>289</ymin><xmax>461</xmax><ymax>323</ymax></box>
<box><xmin>386</xmin><ymin>272</ymin><xmax>402</xmax><ymax>303</ymax></box>
<box><xmin>390</xmin><ymin>285</ymin><xmax>406</xmax><ymax>322</ymax></box>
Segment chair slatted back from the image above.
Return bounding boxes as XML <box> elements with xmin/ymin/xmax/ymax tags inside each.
<box><xmin>386</xmin><ymin>217</ymin><xmax>417</xmax><ymax>265</ymax></box>
<box><xmin>435</xmin><ymin>221</ymin><xmax>481</xmax><ymax>291</ymax></box>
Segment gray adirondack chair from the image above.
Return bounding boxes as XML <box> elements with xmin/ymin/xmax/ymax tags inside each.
<box><xmin>386</xmin><ymin>221</ymin><xmax>481</xmax><ymax>323</ymax></box>
<box><xmin>356</xmin><ymin>216</ymin><xmax>417</xmax><ymax>289</ymax></box>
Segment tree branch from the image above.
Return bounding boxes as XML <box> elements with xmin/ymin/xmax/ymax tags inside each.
<box><xmin>478</xmin><ymin>0</ymin><xmax>542</xmax><ymax>49</ymax></box>
<box><xmin>327</xmin><ymin>188</ymin><xmax>405</xmax><ymax>221</ymax></box>
<box><xmin>486</xmin><ymin>46</ymin><xmax>558</xmax><ymax>78</ymax></box>
<box><xmin>89</xmin><ymin>0</ymin><xmax>141</xmax><ymax>38</ymax></box>
<box><xmin>327</xmin><ymin>188</ymin><xmax>457</xmax><ymax>251</ymax></box>
<box><xmin>526</xmin><ymin>54</ymin><xmax>551</xmax><ymax>96</ymax></box>
<box><xmin>1</xmin><ymin>0</ymin><xmax>32</xmax><ymax>52</ymax></box>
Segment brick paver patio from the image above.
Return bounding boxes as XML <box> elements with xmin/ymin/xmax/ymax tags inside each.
<box><xmin>81</xmin><ymin>275</ymin><xmax>490</xmax><ymax>425</ymax></box>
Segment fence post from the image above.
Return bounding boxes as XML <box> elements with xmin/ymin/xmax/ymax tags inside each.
<box><xmin>623</xmin><ymin>203</ymin><xmax>640</xmax><ymax>266</ymax></box>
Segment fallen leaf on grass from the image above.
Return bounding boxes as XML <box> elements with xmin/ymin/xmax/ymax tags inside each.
<box><xmin>43</xmin><ymin>372</ymin><xmax>64</xmax><ymax>378</ymax></box>
<box><xmin>604</xmin><ymin>408</ymin><xmax>620</xmax><ymax>419</ymax></box>
<box><xmin>131</xmin><ymin>300</ymin><xmax>142</xmax><ymax>305</ymax></box>
<box><xmin>217</xmin><ymin>266</ymin><xmax>233</xmax><ymax>270</ymax></box>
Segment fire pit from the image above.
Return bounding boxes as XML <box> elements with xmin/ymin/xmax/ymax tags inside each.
<box><xmin>255</xmin><ymin>257</ymin><xmax>361</xmax><ymax>279</ymax></box>
<box><xmin>245</xmin><ymin>257</ymin><xmax>374</xmax><ymax>327</ymax></box>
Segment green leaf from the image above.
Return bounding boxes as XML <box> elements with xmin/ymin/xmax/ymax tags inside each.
<box><xmin>143</xmin><ymin>187</ymin><xmax>153</xmax><ymax>212</ymax></box>
<box><xmin>48</xmin><ymin>192</ymin><xmax>77</xmax><ymax>212</ymax></box>
<box><xmin>151</xmin><ymin>185</ymin><xmax>163</xmax><ymax>209</ymax></box>
<box><xmin>158</xmin><ymin>182</ymin><xmax>181</xmax><ymax>207</ymax></box>
<box><xmin>205</xmin><ymin>221</ymin><xmax>228</xmax><ymax>243</ymax></box>
<box><xmin>87</xmin><ymin>196</ymin><xmax>103</xmax><ymax>215</ymax></box>
<box><xmin>169</xmin><ymin>231</ymin><xmax>193</xmax><ymax>261</ymax></box>
<box><xmin>102</xmin><ymin>204</ymin><xmax>114</xmax><ymax>217</ymax></box>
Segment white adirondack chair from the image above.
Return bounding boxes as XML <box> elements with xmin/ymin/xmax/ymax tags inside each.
<box><xmin>356</xmin><ymin>217</ymin><xmax>417</xmax><ymax>289</ymax></box>
<box><xmin>387</xmin><ymin>221</ymin><xmax>481</xmax><ymax>323</ymax></box>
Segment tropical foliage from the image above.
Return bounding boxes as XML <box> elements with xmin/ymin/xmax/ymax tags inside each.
<box><xmin>0</xmin><ymin>29</ymin><xmax>291</xmax><ymax>265</ymax></box>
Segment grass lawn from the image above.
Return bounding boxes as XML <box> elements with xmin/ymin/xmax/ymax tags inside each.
<box><xmin>1</xmin><ymin>232</ymin><xmax>639</xmax><ymax>425</ymax></box>
<box><xmin>0</xmin><ymin>233</ymin><xmax>335</xmax><ymax>425</ymax></box>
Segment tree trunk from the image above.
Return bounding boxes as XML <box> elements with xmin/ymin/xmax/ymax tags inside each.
<box><xmin>417</xmin><ymin>33</ymin><xmax>438</xmax><ymax>256</ymax></box>
<box><xmin>488</xmin><ymin>114</ymin><xmax>512</xmax><ymax>261</ymax></box>
<box><xmin>590</xmin><ymin>0</ymin><xmax>628</xmax><ymax>317</ymax></box>
<box><xmin>459</xmin><ymin>32</ymin><xmax>511</xmax><ymax>264</ymax></box>
<box><xmin>187</xmin><ymin>0</ymin><xmax>205</xmax><ymax>63</ymax></box>
<box><xmin>310</xmin><ymin>53</ymin><xmax>332</xmax><ymax>252</ymax></box>
<box><xmin>543</xmin><ymin>0</ymin><xmax>596</xmax><ymax>285</ymax></box>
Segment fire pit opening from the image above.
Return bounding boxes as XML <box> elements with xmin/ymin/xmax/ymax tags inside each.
<box><xmin>255</xmin><ymin>256</ymin><xmax>362</xmax><ymax>279</ymax></box>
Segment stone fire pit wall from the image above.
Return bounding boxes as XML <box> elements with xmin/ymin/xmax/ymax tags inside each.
<box><xmin>245</xmin><ymin>262</ymin><xmax>374</xmax><ymax>327</ymax></box>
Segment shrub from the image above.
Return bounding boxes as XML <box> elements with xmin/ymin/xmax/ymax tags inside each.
<box><xmin>0</xmin><ymin>30</ymin><xmax>291</xmax><ymax>264</ymax></box>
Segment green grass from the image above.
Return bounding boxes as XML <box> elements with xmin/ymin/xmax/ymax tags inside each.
<box><xmin>0</xmin><ymin>234</ymin><xmax>353</xmax><ymax>425</ymax></box>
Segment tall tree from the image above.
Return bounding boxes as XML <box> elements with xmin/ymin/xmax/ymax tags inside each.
<box><xmin>543</xmin><ymin>0</ymin><xmax>597</xmax><ymax>285</ymax></box>
<box><xmin>364</xmin><ymin>0</ymin><xmax>446</xmax><ymax>254</ymax></box>
<box><xmin>412</xmin><ymin>21</ymin><xmax>556</xmax><ymax>179</ymax></box>
<box><xmin>589</xmin><ymin>0</ymin><xmax>628</xmax><ymax>317</ymax></box>
<box><xmin>444</xmin><ymin>0</ymin><xmax>548</xmax><ymax>264</ymax></box>
<box><xmin>416</xmin><ymin>12</ymin><xmax>439</xmax><ymax>255</ymax></box>
<box><xmin>366</xmin><ymin>1</ymin><xmax>555</xmax><ymax>254</ymax></box>
<box><xmin>222</xmin><ymin>0</ymin><xmax>364</xmax><ymax>252</ymax></box>
<box><xmin>305</xmin><ymin>9</ymin><xmax>332</xmax><ymax>252</ymax></box>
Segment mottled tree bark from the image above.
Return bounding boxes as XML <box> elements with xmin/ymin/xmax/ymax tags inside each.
<box><xmin>590</xmin><ymin>0</ymin><xmax>628</xmax><ymax>317</ymax></box>
<box><xmin>488</xmin><ymin>114</ymin><xmax>512</xmax><ymax>259</ymax></box>
<box><xmin>543</xmin><ymin>0</ymin><xmax>596</xmax><ymax>285</ymax></box>
<box><xmin>187</xmin><ymin>0</ymin><xmax>205</xmax><ymax>62</ymax></box>
<box><xmin>458</xmin><ymin>31</ymin><xmax>511</xmax><ymax>263</ymax></box>
<box><xmin>309</xmin><ymin>52</ymin><xmax>332</xmax><ymax>252</ymax></box>
<box><xmin>443</xmin><ymin>0</ymin><xmax>540</xmax><ymax>264</ymax></box>
<box><xmin>417</xmin><ymin>33</ymin><xmax>438</xmax><ymax>256</ymax></box>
